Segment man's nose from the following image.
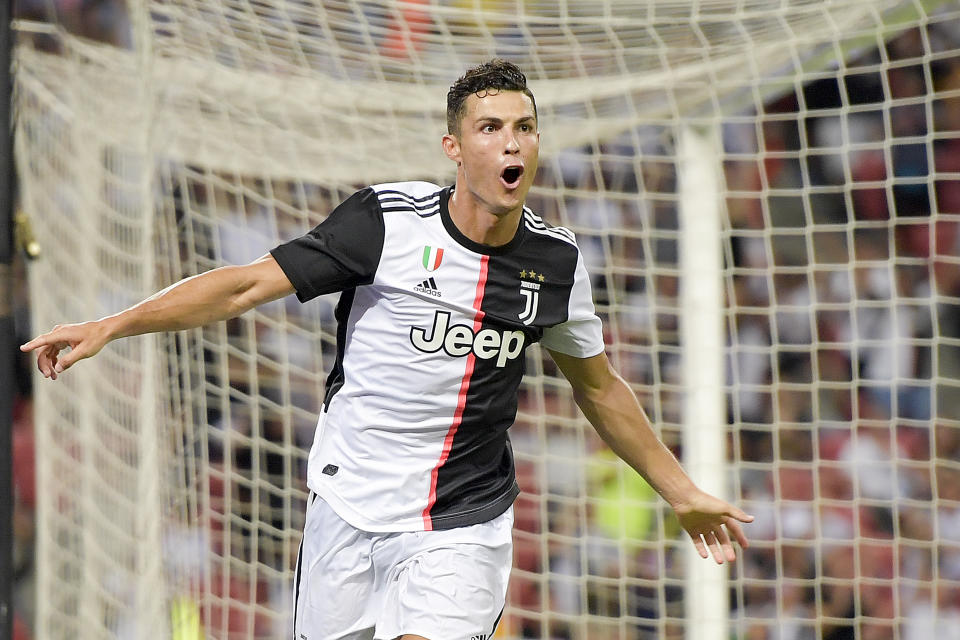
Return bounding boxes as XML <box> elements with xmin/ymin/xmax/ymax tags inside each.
<box><xmin>504</xmin><ymin>133</ymin><xmax>520</xmax><ymax>153</ymax></box>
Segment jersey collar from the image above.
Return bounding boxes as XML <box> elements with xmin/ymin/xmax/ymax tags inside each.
<box><xmin>439</xmin><ymin>186</ymin><xmax>527</xmax><ymax>256</ymax></box>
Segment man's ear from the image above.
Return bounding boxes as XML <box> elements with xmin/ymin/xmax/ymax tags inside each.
<box><xmin>442</xmin><ymin>133</ymin><xmax>461</xmax><ymax>165</ymax></box>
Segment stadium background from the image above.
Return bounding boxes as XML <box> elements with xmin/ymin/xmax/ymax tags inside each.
<box><xmin>7</xmin><ymin>1</ymin><xmax>960</xmax><ymax>639</ymax></box>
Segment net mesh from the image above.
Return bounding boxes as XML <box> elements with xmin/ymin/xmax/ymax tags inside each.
<box><xmin>13</xmin><ymin>0</ymin><xmax>960</xmax><ymax>638</ymax></box>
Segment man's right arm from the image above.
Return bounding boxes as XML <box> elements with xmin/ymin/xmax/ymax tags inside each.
<box><xmin>21</xmin><ymin>253</ymin><xmax>295</xmax><ymax>379</ymax></box>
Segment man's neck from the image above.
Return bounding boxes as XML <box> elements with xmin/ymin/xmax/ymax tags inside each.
<box><xmin>447</xmin><ymin>183</ymin><xmax>523</xmax><ymax>248</ymax></box>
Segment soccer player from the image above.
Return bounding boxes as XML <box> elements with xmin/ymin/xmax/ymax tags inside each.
<box><xmin>21</xmin><ymin>59</ymin><xmax>753</xmax><ymax>640</ymax></box>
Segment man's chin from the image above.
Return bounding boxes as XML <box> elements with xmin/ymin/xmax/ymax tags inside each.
<box><xmin>461</xmin><ymin>180</ymin><xmax>528</xmax><ymax>216</ymax></box>
<box><xmin>494</xmin><ymin>195</ymin><xmax>525</xmax><ymax>216</ymax></box>
<box><xmin>499</xmin><ymin>183</ymin><xmax>530</xmax><ymax>207</ymax></box>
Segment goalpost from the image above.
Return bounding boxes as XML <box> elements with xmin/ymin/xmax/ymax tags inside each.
<box><xmin>12</xmin><ymin>1</ymin><xmax>960</xmax><ymax>638</ymax></box>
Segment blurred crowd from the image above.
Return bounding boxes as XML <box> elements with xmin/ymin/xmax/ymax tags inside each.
<box><xmin>10</xmin><ymin>1</ymin><xmax>960</xmax><ymax>639</ymax></box>
<box><xmin>502</xmin><ymin>20</ymin><xmax>960</xmax><ymax>640</ymax></box>
<box><xmin>10</xmin><ymin>3</ymin><xmax>132</xmax><ymax>639</ymax></box>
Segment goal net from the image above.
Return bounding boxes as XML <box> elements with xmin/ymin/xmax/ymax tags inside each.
<box><xmin>12</xmin><ymin>0</ymin><xmax>960</xmax><ymax>638</ymax></box>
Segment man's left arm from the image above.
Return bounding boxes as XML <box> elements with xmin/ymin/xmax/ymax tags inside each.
<box><xmin>548</xmin><ymin>349</ymin><xmax>753</xmax><ymax>564</ymax></box>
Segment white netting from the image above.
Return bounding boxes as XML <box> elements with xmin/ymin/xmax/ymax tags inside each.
<box><xmin>13</xmin><ymin>0</ymin><xmax>960</xmax><ymax>638</ymax></box>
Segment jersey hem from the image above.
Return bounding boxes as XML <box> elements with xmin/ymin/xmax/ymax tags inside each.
<box><xmin>427</xmin><ymin>482</ymin><xmax>520</xmax><ymax>530</ymax></box>
<box><xmin>310</xmin><ymin>481</ymin><xmax>519</xmax><ymax>533</ymax></box>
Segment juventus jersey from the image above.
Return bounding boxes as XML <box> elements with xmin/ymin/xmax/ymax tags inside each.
<box><xmin>270</xmin><ymin>182</ymin><xmax>604</xmax><ymax>532</ymax></box>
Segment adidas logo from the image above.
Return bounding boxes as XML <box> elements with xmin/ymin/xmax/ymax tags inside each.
<box><xmin>470</xmin><ymin>635</ymin><xmax>487</xmax><ymax>640</ymax></box>
<box><xmin>414</xmin><ymin>276</ymin><xmax>442</xmax><ymax>298</ymax></box>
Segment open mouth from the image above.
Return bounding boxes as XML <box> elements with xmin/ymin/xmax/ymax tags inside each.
<box><xmin>501</xmin><ymin>166</ymin><xmax>523</xmax><ymax>188</ymax></box>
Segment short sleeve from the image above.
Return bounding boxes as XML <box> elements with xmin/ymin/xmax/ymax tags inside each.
<box><xmin>270</xmin><ymin>188</ymin><xmax>385</xmax><ymax>302</ymax></box>
<box><xmin>540</xmin><ymin>249</ymin><xmax>605</xmax><ymax>357</ymax></box>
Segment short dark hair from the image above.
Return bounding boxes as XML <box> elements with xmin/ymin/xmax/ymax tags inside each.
<box><xmin>446</xmin><ymin>59</ymin><xmax>537</xmax><ymax>135</ymax></box>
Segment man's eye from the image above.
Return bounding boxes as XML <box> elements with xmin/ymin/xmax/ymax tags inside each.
<box><xmin>482</xmin><ymin>125</ymin><xmax>496</xmax><ymax>133</ymax></box>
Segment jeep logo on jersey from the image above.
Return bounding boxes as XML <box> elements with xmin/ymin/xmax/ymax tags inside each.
<box><xmin>410</xmin><ymin>311</ymin><xmax>525</xmax><ymax>367</ymax></box>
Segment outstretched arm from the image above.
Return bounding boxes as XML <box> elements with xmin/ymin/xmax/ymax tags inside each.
<box><xmin>21</xmin><ymin>254</ymin><xmax>295</xmax><ymax>379</ymax></box>
<box><xmin>548</xmin><ymin>349</ymin><xmax>753</xmax><ymax>563</ymax></box>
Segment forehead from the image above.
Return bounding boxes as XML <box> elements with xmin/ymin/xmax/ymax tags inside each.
<box><xmin>462</xmin><ymin>90</ymin><xmax>536</xmax><ymax>122</ymax></box>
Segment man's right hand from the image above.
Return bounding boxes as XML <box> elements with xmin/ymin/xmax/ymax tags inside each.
<box><xmin>20</xmin><ymin>320</ymin><xmax>112</xmax><ymax>380</ymax></box>
<box><xmin>20</xmin><ymin>254</ymin><xmax>297</xmax><ymax>381</ymax></box>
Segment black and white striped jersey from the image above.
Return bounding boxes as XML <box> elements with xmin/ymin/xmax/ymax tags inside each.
<box><xmin>270</xmin><ymin>181</ymin><xmax>604</xmax><ymax>532</ymax></box>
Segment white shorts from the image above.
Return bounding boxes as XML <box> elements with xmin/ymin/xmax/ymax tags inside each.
<box><xmin>293</xmin><ymin>494</ymin><xmax>514</xmax><ymax>640</ymax></box>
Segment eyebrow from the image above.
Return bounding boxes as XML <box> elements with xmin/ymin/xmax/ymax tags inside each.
<box><xmin>475</xmin><ymin>115</ymin><xmax>537</xmax><ymax>126</ymax></box>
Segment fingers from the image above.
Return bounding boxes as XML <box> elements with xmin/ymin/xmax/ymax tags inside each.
<box><xmin>727</xmin><ymin>506</ymin><xmax>755</xmax><ymax>524</ymax></box>
<box><xmin>20</xmin><ymin>331</ymin><xmax>60</xmax><ymax>354</ymax></box>
<box><xmin>689</xmin><ymin>532</ymin><xmax>709</xmax><ymax>560</ymax></box>
<box><xmin>723</xmin><ymin>516</ymin><xmax>750</xmax><ymax>550</ymax></box>
<box><xmin>688</xmin><ymin>516</ymin><xmax>750</xmax><ymax>564</ymax></box>
<box><xmin>705</xmin><ymin>529</ymin><xmax>736</xmax><ymax>565</ymax></box>
<box><xmin>679</xmin><ymin>495</ymin><xmax>754</xmax><ymax>563</ymax></box>
<box><xmin>53</xmin><ymin>349</ymin><xmax>77</xmax><ymax>374</ymax></box>
<box><xmin>36</xmin><ymin>345</ymin><xmax>60</xmax><ymax>380</ymax></box>
<box><xmin>703</xmin><ymin>531</ymin><xmax>722</xmax><ymax>564</ymax></box>
<box><xmin>690</xmin><ymin>528</ymin><xmax>733</xmax><ymax>564</ymax></box>
<box><xmin>37</xmin><ymin>343</ymin><xmax>72</xmax><ymax>379</ymax></box>
<box><xmin>715</xmin><ymin>525</ymin><xmax>737</xmax><ymax>563</ymax></box>
<box><xmin>690</xmin><ymin>530</ymin><xmax>729</xmax><ymax>564</ymax></box>
<box><xmin>21</xmin><ymin>325</ymin><xmax>86</xmax><ymax>380</ymax></box>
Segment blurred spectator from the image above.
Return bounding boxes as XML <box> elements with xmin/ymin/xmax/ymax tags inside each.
<box><xmin>12</xmin><ymin>399</ymin><xmax>36</xmax><ymax>640</ymax></box>
<box><xmin>14</xmin><ymin>0</ymin><xmax>131</xmax><ymax>47</ymax></box>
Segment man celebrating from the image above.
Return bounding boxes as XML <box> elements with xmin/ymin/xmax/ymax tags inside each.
<box><xmin>22</xmin><ymin>59</ymin><xmax>752</xmax><ymax>640</ymax></box>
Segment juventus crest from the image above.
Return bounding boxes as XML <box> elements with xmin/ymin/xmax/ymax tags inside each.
<box><xmin>518</xmin><ymin>269</ymin><xmax>544</xmax><ymax>325</ymax></box>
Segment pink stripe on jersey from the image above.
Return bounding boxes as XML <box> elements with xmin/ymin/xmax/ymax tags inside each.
<box><xmin>421</xmin><ymin>255</ymin><xmax>489</xmax><ymax>530</ymax></box>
